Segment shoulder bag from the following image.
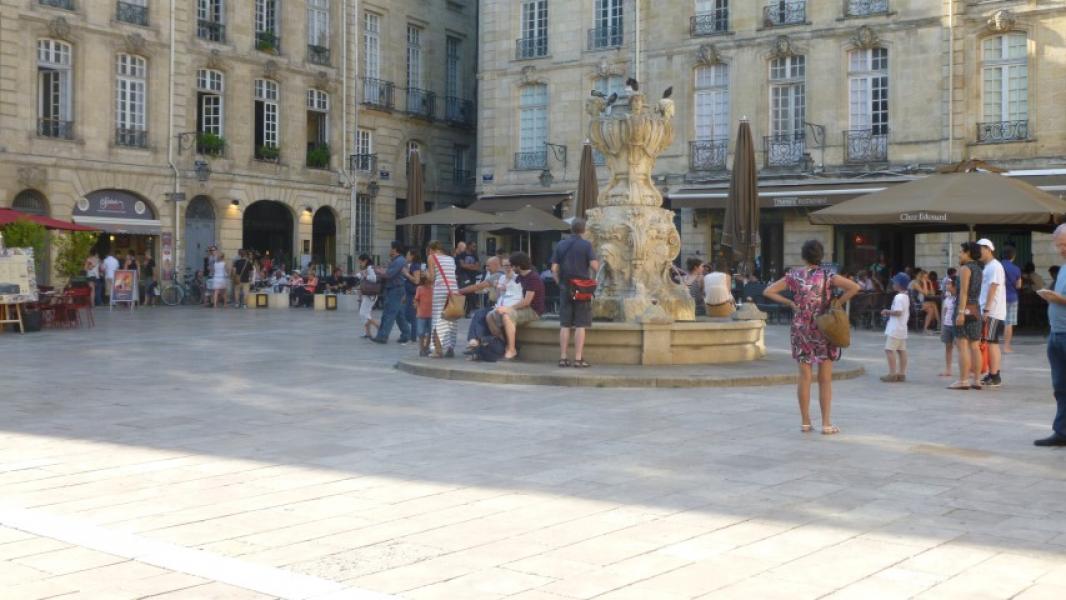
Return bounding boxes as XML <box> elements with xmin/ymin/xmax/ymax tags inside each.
<box><xmin>433</xmin><ymin>255</ymin><xmax>466</xmax><ymax>321</ymax></box>
<box><xmin>558</xmin><ymin>239</ymin><xmax>598</xmax><ymax>302</ymax></box>
<box><xmin>359</xmin><ymin>270</ymin><xmax>382</xmax><ymax>296</ymax></box>
<box><xmin>814</xmin><ymin>269</ymin><xmax>851</xmax><ymax>348</ymax></box>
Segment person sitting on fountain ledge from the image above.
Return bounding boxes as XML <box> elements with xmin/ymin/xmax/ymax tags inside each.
<box><xmin>495</xmin><ymin>252</ymin><xmax>545</xmax><ymax>361</ymax></box>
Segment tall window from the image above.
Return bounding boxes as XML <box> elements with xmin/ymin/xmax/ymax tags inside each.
<box><xmin>197</xmin><ymin>0</ymin><xmax>225</xmax><ymax>42</ymax></box>
<box><xmin>196</xmin><ymin>69</ymin><xmax>224</xmax><ymax>154</ymax></box>
<box><xmin>848</xmin><ymin>48</ymin><xmax>888</xmax><ymax>134</ymax></box>
<box><xmin>981</xmin><ymin>33</ymin><xmax>1028</xmax><ymax>142</ymax></box>
<box><xmin>406</xmin><ymin>25</ymin><xmax>423</xmax><ymax>90</ymax></box>
<box><xmin>518</xmin><ymin>84</ymin><xmax>548</xmax><ymax>169</ymax></box>
<box><xmin>115</xmin><ymin>54</ymin><xmax>147</xmax><ymax>147</ymax></box>
<box><xmin>769</xmin><ymin>55</ymin><xmax>805</xmax><ymax>138</ymax></box>
<box><xmin>592</xmin><ymin>0</ymin><xmax>624</xmax><ymax>48</ymax></box>
<box><xmin>307</xmin><ymin>0</ymin><xmax>330</xmax><ymax>64</ymax></box>
<box><xmin>255</xmin><ymin>0</ymin><xmax>280</xmax><ymax>52</ymax></box>
<box><xmin>446</xmin><ymin>36</ymin><xmax>461</xmax><ymax>100</ymax></box>
<box><xmin>453</xmin><ymin>144</ymin><xmax>471</xmax><ymax>184</ymax></box>
<box><xmin>306</xmin><ymin>89</ymin><xmax>329</xmax><ymax>144</ymax></box>
<box><xmin>353</xmin><ymin>128</ymin><xmax>373</xmax><ymax>171</ymax></box>
<box><xmin>694</xmin><ymin>64</ymin><xmax>729</xmax><ymax>140</ymax></box>
<box><xmin>254</xmin><ymin>79</ymin><xmax>279</xmax><ymax>159</ymax></box>
<box><xmin>694</xmin><ymin>0</ymin><xmax>729</xmax><ymax>34</ymax></box>
<box><xmin>364</xmin><ymin>13</ymin><xmax>380</xmax><ymax>79</ymax></box>
<box><xmin>354</xmin><ymin>194</ymin><xmax>374</xmax><ymax>256</ymax></box>
<box><xmin>37</xmin><ymin>39</ymin><xmax>73</xmax><ymax>139</ymax></box>
<box><xmin>519</xmin><ymin>0</ymin><xmax>548</xmax><ymax>58</ymax></box>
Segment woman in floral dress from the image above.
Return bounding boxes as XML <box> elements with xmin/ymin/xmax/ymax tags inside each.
<box><xmin>764</xmin><ymin>240</ymin><xmax>860</xmax><ymax>435</ymax></box>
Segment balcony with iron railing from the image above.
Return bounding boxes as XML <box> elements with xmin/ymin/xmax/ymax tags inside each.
<box><xmin>116</xmin><ymin>1</ymin><xmax>148</xmax><ymax>25</ymax></box>
<box><xmin>405</xmin><ymin>88</ymin><xmax>436</xmax><ymax>120</ymax></box>
<box><xmin>255</xmin><ymin>30</ymin><xmax>280</xmax><ymax>54</ymax></box>
<box><xmin>977</xmin><ymin>120</ymin><xmax>1029</xmax><ymax>144</ymax></box>
<box><xmin>349</xmin><ymin>153</ymin><xmax>377</xmax><ymax>173</ymax></box>
<box><xmin>690</xmin><ymin>139</ymin><xmax>729</xmax><ymax>171</ymax></box>
<box><xmin>361</xmin><ymin>78</ymin><xmax>395</xmax><ymax>111</ymax></box>
<box><xmin>763</xmin><ymin>1</ymin><xmax>807</xmax><ymax>27</ymax></box>
<box><xmin>845</xmin><ymin>0</ymin><xmax>889</xmax><ymax>18</ymax></box>
<box><xmin>197</xmin><ymin>20</ymin><xmax>225</xmax><ymax>43</ymax></box>
<box><xmin>763</xmin><ymin>133</ymin><xmax>806</xmax><ymax>168</ymax></box>
<box><xmin>588</xmin><ymin>26</ymin><xmax>623</xmax><ymax>50</ymax></box>
<box><xmin>690</xmin><ymin>8</ymin><xmax>729</xmax><ymax>36</ymax></box>
<box><xmin>516</xmin><ymin>37</ymin><xmax>548</xmax><ymax>60</ymax></box>
<box><xmin>38</xmin><ymin>118</ymin><xmax>74</xmax><ymax>140</ymax></box>
<box><xmin>307</xmin><ymin>45</ymin><xmax>330</xmax><ymax>66</ymax></box>
<box><xmin>116</xmin><ymin>128</ymin><xmax>147</xmax><ymax>148</ymax></box>
<box><xmin>843</xmin><ymin>130</ymin><xmax>888</xmax><ymax>164</ymax></box>
<box><xmin>514</xmin><ymin>151</ymin><xmax>548</xmax><ymax>171</ymax></box>
<box><xmin>39</xmin><ymin>0</ymin><xmax>74</xmax><ymax>10</ymax></box>
<box><xmin>444</xmin><ymin>97</ymin><xmax>475</xmax><ymax>128</ymax></box>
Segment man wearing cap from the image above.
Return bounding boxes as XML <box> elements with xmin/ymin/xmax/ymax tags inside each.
<box><xmin>977</xmin><ymin>238</ymin><xmax>1007</xmax><ymax>387</ymax></box>
<box><xmin>1035</xmin><ymin>224</ymin><xmax>1066</xmax><ymax>446</ymax></box>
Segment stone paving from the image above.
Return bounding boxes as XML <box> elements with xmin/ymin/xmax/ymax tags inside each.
<box><xmin>2</xmin><ymin>307</ymin><xmax>1066</xmax><ymax>599</ymax></box>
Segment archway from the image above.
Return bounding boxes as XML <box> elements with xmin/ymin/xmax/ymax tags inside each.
<box><xmin>185</xmin><ymin>195</ymin><xmax>216</xmax><ymax>276</ymax></box>
<box><xmin>312</xmin><ymin>207</ymin><xmax>336</xmax><ymax>269</ymax></box>
<box><xmin>243</xmin><ymin>200</ymin><xmax>294</xmax><ymax>269</ymax></box>
<box><xmin>12</xmin><ymin>189</ymin><xmax>50</xmax><ymax>285</ymax></box>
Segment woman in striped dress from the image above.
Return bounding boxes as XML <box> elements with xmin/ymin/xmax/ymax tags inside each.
<box><xmin>427</xmin><ymin>240</ymin><xmax>458</xmax><ymax>358</ymax></box>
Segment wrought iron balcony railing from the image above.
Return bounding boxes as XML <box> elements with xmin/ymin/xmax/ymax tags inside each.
<box><xmin>116</xmin><ymin>1</ymin><xmax>148</xmax><ymax>26</ymax></box>
<box><xmin>516</xmin><ymin>37</ymin><xmax>548</xmax><ymax>60</ymax></box>
<box><xmin>444</xmin><ymin>97</ymin><xmax>475</xmax><ymax>128</ymax></box>
<box><xmin>515</xmin><ymin>151</ymin><xmax>548</xmax><ymax>171</ymax></box>
<box><xmin>116</xmin><ymin>128</ymin><xmax>147</xmax><ymax>148</ymax></box>
<box><xmin>588</xmin><ymin>26</ymin><xmax>623</xmax><ymax>50</ymax></box>
<box><xmin>843</xmin><ymin>130</ymin><xmax>888</xmax><ymax>164</ymax></box>
<box><xmin>349</xmin><ymin>153</ymin><xmax>377</xmax><ymax>173</ymax></box>
<box><xmin>690</xmin><ymin>139</ymin><xmax>729</xmax><ymax>171</ymax></box>
<box><xmin>39</xmin><ymin>0</ymin><xmax>74</xmax><ymax>10</ymax></box>
<box><xmin>690</xmin><ymin>9</ymin><xmax>729</xmax><ymax>36</ymax></box>
<box><xmin>845</xmin><ymin>0</ymin><xmax>889</xmax><ymax>17</ymax></box>
<box><xmin>362</xmin><ymin>78</ymin><xmax>395</xmax><ymax>110</ymax></box>
<box><xmin>763</xmin><ymin>1</ymin><xmax>806</xmax><ymax>27</ymax></box>
<box><xmin>453</xmin><ymin>169</ymin><xmax>474</xmax><ymax>186</ymax></box>
<box><xmin>406</xmin><ymin>88</ymin><xmax>436</xmax><ymax>120</ymax></box>
<box><xmin>255</xmin><ymin>31</ymin><xmax>280</xmax><ymax>53</ymax></box>
<box><xmin>763</xmin><ymin>133</ymin><xmax>806</xmax><ymax>167</ymax></box>
<box><xmin>977</xmin><ymin>120</ymin><xmax>1029</xmax><ymax>144</ymax></box>
<box><xmin>307</xmin><ymin>45</ymin><xmax>330</xmax><ymax>66</ymax></box>
<box><xmin>38</xmin><ymin>118</ymin><xmax>74</xmax><ymax>139</ymax></box>
<box><xmin>197</xmin><ymin>20</ymin><xmax>225</xmax><ymax>43</ymax></box>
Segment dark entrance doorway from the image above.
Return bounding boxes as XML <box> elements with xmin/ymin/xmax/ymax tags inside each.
<box><xmin>311</xmin><ymin>207</ymin><xmax>336</xmax><ymax>268</ymax></box>
<box><xmin>243</xmin><ymin>200</ymin><xmax>293</xmax><ymax>269</ymax></box>
<box><xmin>835</xmin><ymin>226</ymin><xmax>915</xmax><ymax>279</ymax></box>
<box><xmin>185</xmin><ymin>195</ymin><xmax>216</xmax><ymax>275</ymax></box>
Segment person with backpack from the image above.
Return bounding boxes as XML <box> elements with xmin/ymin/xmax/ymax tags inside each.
<box><xmin>550</xmin><ymin>219</ymin><xmax>600</xmax><ymax>368</ymax></box>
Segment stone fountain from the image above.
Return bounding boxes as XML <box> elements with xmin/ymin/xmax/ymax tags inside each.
<box><xmin>515</xmin><ymin>81</ymin><xmax>766</xmax><ymax>366</ymax></box>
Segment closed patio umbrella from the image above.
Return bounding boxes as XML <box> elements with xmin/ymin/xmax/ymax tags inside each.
<box><xmin>405</xmin><ymin>149</ymin><xmax>426</xmax><ymax>249</ymax></box>
<box><xmin>720</xmin><ymin>120</ymin><xmax>759</xmax><ymax>276</ymax></box>
<box><xmin>575</xmin><ymin>143</ymin><xmax>599</xmax><ymax>219</ymax></box>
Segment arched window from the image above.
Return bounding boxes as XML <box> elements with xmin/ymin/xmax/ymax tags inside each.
<box><xmin>37</xmin><ymin>39</ymin><xmax>73</xmax><ymax>139</ymax></box>
<box><xmin>13</xmin><ymin>190</ymin><xmax>48</xmax><ymax>216</ymax></box>
<box><xmin>116</xmin><ymin>54</ymin><xmax>148</xmax><ymax>147</ymax></box>
<box><xmin>980</xmin><ymin>33</ymin><xmax>1028</xmax><ymax>143</ymax></box>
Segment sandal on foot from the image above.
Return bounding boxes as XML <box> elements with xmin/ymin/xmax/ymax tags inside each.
<box><xmin>573</xmin><ymin>359</ymin><xmax>591</xmax><ymax>368</ymax></box>
<box><xmin>947</xmin><ymin>381</ymin><xmax>970</xmax><ymax>390</ymax></box>
<box><xmin>558</xmin><ymin>359</ymin><xmax>571</xmax><ymax>368</ymax></box>
<box><xmin>821</xmin><ymin>425</ymin><xmax>841</xmax><ymax>435</ymax></box>
<box><xmin>801</xmin><ymin>424</ymin><xmax>813</xmax><ymax>433</ymax></box>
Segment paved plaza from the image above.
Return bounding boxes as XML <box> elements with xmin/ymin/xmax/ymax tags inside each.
<box><xmin>2</xmin><ymin>308</ymin><xmax>1066</xmax><ymax>599</ymax></box>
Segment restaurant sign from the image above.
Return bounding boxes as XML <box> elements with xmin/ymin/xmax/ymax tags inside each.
<box><xmin>773</xmin><ymin>196</ymin><xmax>830</xmax><ymax>208</ymax></box>
<box><xmin>899</xmin><ymin>211</ymin><xmax>948</xmax><ymax>223</ymax></box>
<box><xmin>77</xmin><ymin>190</ymin><xmax>156</xmax><ymax>220</ymax></box>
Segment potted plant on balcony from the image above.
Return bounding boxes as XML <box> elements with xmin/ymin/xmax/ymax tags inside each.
<box><xmin>256</xmin><ymin>145</ymin><xmax>280</xmax><ymax>162</ymax></box>
<box><xmin>306</xmin><ymin>144</ymin><xmax>330</xmax><ymax>169</ymax></box>
<box><xmin>197</xmin><ymin>133</ymin><xmax>225</xmax><ymax>157</ymax></box>
<box><xmin>256</xmin><ymin>31</ymin><xmax>279</xmax><ymax>54</ymax></box>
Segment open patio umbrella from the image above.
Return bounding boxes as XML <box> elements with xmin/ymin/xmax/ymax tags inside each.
<box><xmin>810</xmin><ymin>161</ymin><xmax>1066</xmax><ymax>227</ymax></box>
<box><xmin>405</xmin><ymin>149</ymin><xmax>426</xmax><ymax>249</ymax></box>
<box><xmin>473</xmin><ymin>205</ymin><xmax>570</xmax><ymax>256</ymax></box>
<box><xmin>396</xmin><ymin>205</ymin><xmax>499</xmax><ymax>246</ymax></box>
<box><xmin>575</xmin><ymin>142</ymin><xmax>599</xmax><ymax>219</ymax></box>
<box><xmin>0</xmin><ymin>208</ymin><xmax>97</xmax><ymax>232</ymax></box>
<box><xmin>720</xmin><ymin>120</ymin><xmax>759</xmax><ymax>276</ymax></box>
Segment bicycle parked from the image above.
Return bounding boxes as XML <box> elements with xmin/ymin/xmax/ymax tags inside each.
<box><xmin>159</xmin><ymin>268</ymin><xmax>205</xmax><ymax>306</ymax></box>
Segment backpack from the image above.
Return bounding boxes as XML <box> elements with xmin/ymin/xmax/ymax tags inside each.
<box><xmin>476</xmin><ymin>336</ymin><xmax>507</xmax><ymax>363</ymax></box>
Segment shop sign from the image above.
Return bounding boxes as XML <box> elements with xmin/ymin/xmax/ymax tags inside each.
<box><xmin>111</xmin><ymin>270</ymin><xmax>138</xmax><ymax>308</ymax></box>
<box><xmin>78</xmin><ymin>190</ymin><xmax>156</xmax><ymax>220</ymax></box>
<box><xmin>772</xmin><ymin>196</ymin><xmax>830</xmax><ymax>208</ymax></box>
<box><xmin>899</xmin><ymin>211</ymin><xmax>948</xmax><ymax>223</ymax></box>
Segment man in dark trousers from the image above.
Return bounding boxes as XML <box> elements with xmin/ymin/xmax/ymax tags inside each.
<box><xmin>550</xmin><ymin>218</ymin><xmax>600</xmax><ymax>368</ymax></box>
<box><xmin>371</xmin><ymin>241</ymin><xmax>412</xmax><ymax>344</ymax></box>
<box><xmin>1035</xmin><ymin>224</ymin><xmax>1066</xmax><ymax>446</ymax></box>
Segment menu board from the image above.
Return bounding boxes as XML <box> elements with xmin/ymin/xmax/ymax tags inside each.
<box><xmin>0</xmin><ymin>248</ymin><xmax>38</xmax><ymax>304</ymax></box>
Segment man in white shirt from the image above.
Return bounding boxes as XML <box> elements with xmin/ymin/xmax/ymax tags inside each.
<box><xmin>977</xmin><ymin>238</ymin><xmax>1007</xmax><ymax>387</ymax></box>
<box><xmin>102</xmin><ymin>252</ymin><xmax>120</xmax><ymax>303</ymax></box>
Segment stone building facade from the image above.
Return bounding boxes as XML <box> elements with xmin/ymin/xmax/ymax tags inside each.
<box><xmin>477</xmin><ymin>0</ymin><xmax>1066</xmax><ymax>278</ymax></box>
<box><xmin>0</xmin><ymin>0</ymin><xmax>476</xmax><ymax>284</ymax></box>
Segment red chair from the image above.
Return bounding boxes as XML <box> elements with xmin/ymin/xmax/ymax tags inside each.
<box><xmin>64</xmin><ymin>287</ymin><xmax>94</xmax><ymax>328</ymax></box>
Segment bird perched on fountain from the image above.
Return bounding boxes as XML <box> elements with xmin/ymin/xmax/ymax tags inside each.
<box><xmin>662</xmin><ymin>86</ymin><xmax>673</xmax><ymax>99</ymax></box>
<box><xmin>656</xmin><ymin>86</ymin><xmax>676</xmax><ymax>120</ymax></box>
<box><xmin>590</xmin><ymin>89</ymin><xmax>607</xmax><ymax>98</ymax></box>
<box><xmin>625</xmin><ymin>78</ymin><xmax>639</xmax><ymax>92</ymax></box>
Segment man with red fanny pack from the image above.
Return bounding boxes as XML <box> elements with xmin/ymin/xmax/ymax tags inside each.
<box><xmin>550</xmin><ymin>218</ymin><xmax>601</xmax><ymax>368</ymax></box>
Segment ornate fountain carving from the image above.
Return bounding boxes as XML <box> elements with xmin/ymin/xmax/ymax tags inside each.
<box><xmin>585</xmin><ymin>83</ymin><xmax>695</xmax><ymax>323</ymax></box>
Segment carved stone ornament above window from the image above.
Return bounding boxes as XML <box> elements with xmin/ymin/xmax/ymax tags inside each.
<box><xmin>263</xmin><ymin>60</ymin><xmax>279</xmax><ymax>80</ymax></box>
<box><xmin>520</xmin><ymin>65</ymin><xmax>547</xmax><ymax>85</ymax></box>
<box><xmin>987</xmin><ymin>10</ymin><xmax>1016</xmax><ymax>34</ymax></box>
<box><xmin>47</xmin><ymin>17</ymin><xmax>72</xmax><ymax>41</ymax></box>
<box><xmin>696</xmin><ymin>43</ymin><xmax>723</xmax><ymax>66</ymax></box>
<box><xmin>313</xmin><ymin>71</ymin><xmax>332</xmax><ymax>92</ymax></box>
<box><xmin>17</xmin><ymin>166</ymin><xmax>47</xmax><ymax>190</ymax></box>
<box><xmin>768</xmin><ymin>35</ymin><xmax>797</xmax><ymax>59</ymax></box>
<box><xmin>205</xmin><ymin>49</ymin><xmax>225</xmax><ymax>70</ymax></box>
<box><xmin>850</xmin><ymin>25</ymin><xmax>880</xmax><ymax>50</ymax></box>
<box><xmin>123</xmin><ymin>33</ymin><xmax>147</xmax><ymax>55</ymax></box>
<box><xmin>594</xmin><ymin>56</ymin><xmax>626</xmax><ymax>78</ymax></box>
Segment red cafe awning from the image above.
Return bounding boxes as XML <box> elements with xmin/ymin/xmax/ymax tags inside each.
<box><xmin>0</xmin><ymin>207</ymin><xmax>98</xmax><ymax>231</ymax></box>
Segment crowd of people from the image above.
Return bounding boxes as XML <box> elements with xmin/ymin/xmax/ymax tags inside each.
<box><xmin>82</xmin><ymin>248</ymin><xmax>157</xmax><ymax>307</ymax></box>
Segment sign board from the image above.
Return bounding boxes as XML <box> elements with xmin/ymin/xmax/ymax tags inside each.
<box><xmin>899</xmin><ymin>211</ymin><xmax>949</xmax><ymax>223</ymax></box>
<box><xmin>111</xmin><ymin>269</ymin><xmax>138</xmax><ymax>310</ymax></box>
<box><xmin>77</xmin><ymin>190</ymin><xmax>157</xmax><ymax>220</ymax></box>
<box><xmin>161</xmin><ymin>232</ymin><xmax>173</xmax><ymax>279</ymax></box>
<box><xmin>0</xmin><ymin>248</ymin><xmax>38</xmax><ymax>304</ymax></box>
<box><xmin>772</xmin><ymin>196</ymin><xmax>830</xmax><ymax>208</ymax></box>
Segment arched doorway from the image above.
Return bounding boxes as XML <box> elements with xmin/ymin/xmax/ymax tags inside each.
<box><xmin>312</xmin><ymin>207</ymin><xmax>336</xmax><ymax>269</ymax></box>
<box><xmin>185</xmin><ymin>195</ymin><xmax>216</xmax><ymax>275</ymax></box>
<box><xmin>243</xmin><ymin>200</ymin><xmax>293</xmax><ymax>269</ymax></box>
<box><xmin>12</xmin><ymin>189</ymin><xmax>51</xmax><ymax>285</ymax></box>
